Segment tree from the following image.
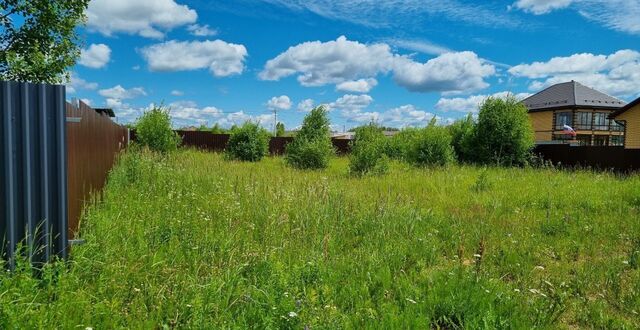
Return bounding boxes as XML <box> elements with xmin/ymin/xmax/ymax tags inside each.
<box><xmin>474</xmin><ymin>96</ymin><xmax>534</xmax><ymax>166</ymax></box>
<box><xmin>275</xmin><ymin>122</ymin><xmax>285</xmax><ymax>137</ymax></box>
<box><xmin>135</xmin><ymin>105</ymin><xmax>180</xmax><ymax>153</ymax></box>
<box><xmin>211</xmin><ymin>123</ymin><xmax>226</xmax><ymax>134</ymax></box>
<box><xmin>285</xmin><ymin>106</ymin><xmax>334</xmax><ymax>169</ymax></box>
<box><xmin>349</xmin><ymin>124</ymin><xmax>389</xmax><ymax>176</ymax></box>
<box><xmin>449</xmin><ymin>114</ymin><xmax>476</xmax><ymax>163</ymax></box>
<box><xmin>1</xmin><ymin>0</ymin><xmax>90</xmax><ymax>84</ymax></box>
<box><xmin>225</xmin><ymin>122</ymin><xmax>270</xmax><ymax>162</ymax></box>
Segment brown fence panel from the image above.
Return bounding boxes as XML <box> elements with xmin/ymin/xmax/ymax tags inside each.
<box><xmin>66</xmin><ymin>101</ymin><xmax>128</xmax><ymax>238</ymax></box>
<box><xmin>534</xmin><ymin>144</ymin><xmax>640</xmax><ymax>171</ymax></box>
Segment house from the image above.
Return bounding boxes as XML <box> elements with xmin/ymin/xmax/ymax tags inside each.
<box><xmin>609</xmin><ymin>96</ymin><xmax>640</xmax><ymax>149</ymax></box>
<box><xmin>523</xmin><ymin>81</ymin><xmax>626</xmax><ymax>146</ymax></box>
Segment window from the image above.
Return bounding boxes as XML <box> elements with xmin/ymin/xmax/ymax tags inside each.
<box><xmin>575</xmin><ymin>134</ymin><xmax>591</xmax><ymax>146</ymax></box>
<box><xmin>592</xmin><ymin>135</ymin><xmax>608</xmax><ymax>146</ymax></box>
<box><xmin>610</xmin><ymin>135</ymin><xmax>624</xmax><ymax>146</ymax></box>
<box><xmin>593</xmin><ymin>113</ymin><xmax>608</xmax><ymax>130</ymax></box>
<box><xmin>610</xmin><ymin>119</ymin><xmax>624</xmax><ymax>132</ymax></box>
<box><xmin>555</xmin><ymin>112</ymin><xmax>572</xmax><ymax>130</ymax></box>
<box><xmin>575</xmin><ymin>112</ymin><xmax>592</xmax><ymax>130</ymax></box>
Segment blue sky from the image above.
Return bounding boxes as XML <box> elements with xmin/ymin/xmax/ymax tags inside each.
<box><xmin>68</xmin><ymin>0</ymin><xmax>640</xmax><ymax>131</ymax></box>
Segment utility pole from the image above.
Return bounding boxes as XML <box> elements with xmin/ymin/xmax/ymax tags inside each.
<box><xmin>273</xmin><ymin>109</ymin><xmax>278</xmax><ymax>136</ymax></box>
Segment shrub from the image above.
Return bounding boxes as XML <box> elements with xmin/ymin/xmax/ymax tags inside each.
<box><xmin>275</xmin><ymin>122</ymin><xmax>285</xmax><ymax>137</ymax></box>
<box><xmin>406</xmin><ymin>121</ymin><xmax>455</xmax><ymax>167</ymax></box>
<box><xmin>386</xmin><ymin>128</ymin><xmax>420</xmax><ymax>161</ymax></box>
<box><xmin>225</xmin><ymin>122</ymin><xmax>270</xmax><ymax>162</ymax></box>
<box><xmin>286</xmin><ymin>106</ymin><xmax>334</xmax><ymax>169</ymax></box>
<box><xmin>449</xmin><ymin>114</ymin><xmax>476</xmax><ymax>163</ymax></box>
<box><xmin>135</xmin><ymin>105</ymin><xmax>180</xmax><ymax>153</ymax></box>
<box><xmin>474</xmin><ymin>96</ymin><xmax>534</xmax><ymax>166</ymax></box>
<box><xmin>349</xmin><ymin>124</ymin><xmax>390</xmax><ymax>176</ymax></box>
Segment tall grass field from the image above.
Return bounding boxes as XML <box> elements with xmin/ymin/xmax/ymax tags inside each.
<box><xmin>1</xmin><ymin>149</ymin><xmax>639</xmax><ymax>328</ymax></box>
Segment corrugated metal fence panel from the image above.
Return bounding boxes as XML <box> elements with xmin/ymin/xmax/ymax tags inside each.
<box><xmin>66</xmin><ymin>101</ymin><xmax>128</xmax><ymax>238</ymax></box>
<box><xmin>1</xmin><ymin>81</ymin><xmax>68</xmax><ymax>267</ymax></box>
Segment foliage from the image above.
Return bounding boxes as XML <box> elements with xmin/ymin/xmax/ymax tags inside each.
<box><xmin>276</xmin><ymin>122</ymin><xmax>285</xmax><ymax>137</ymax></box>
<box><xmin>349</xmin><ymin>124</ymin><xmax>389</xmax><ymax>176</ymax></box>
<box><xmin>135</xmin><ymin>105</ymin><xmax>180</xmax><ymax>153</ymax></box>
<box><xmin>1</xmin><ymin>150</ymin><xmax>639</xmax><ymax>328</ymax></box>
<box><xmin>225</xmin><ymin>122</ymin><xmax>270</xmax><ymax>162</ymax></box>
<box><xmin>0</xmin><ymin>0</ymin><xmax>90</xmax><ymax>83</ymax></box>
<box><xmin>210</xmin><ymin>123</ymin><xmax>226</xmax><ymax>134</ymax></box>
<box><xmin>286</xmin><ymin>106</ymin><xmax>334</xmax><ymax>169</ymax></box>
<box><xmin>386</xmin><ymin>128</ymin><xmax>421</xmax><ymax>161</ymax></box>
<box><xmin>474</xmin><ymin>96</ymin><xmax>534</xmax><ymax>166</ymax></box>
<box><xmin>405</xmin><ymin>121</ymin><xmax>455</xmax><ymax>167</ymax></box>
<box><xmin>449</xmin><ymin>114</ymin><xmax>476</xmax><ymax>163</ymax></box>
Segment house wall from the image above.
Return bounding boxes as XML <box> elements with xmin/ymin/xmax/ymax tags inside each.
<box><xmin>528</xmin><ymin>111</ymin><xmax>553</xmax><ymax>141</ymax></box>
<box><xmin>615</xmin><ymin>103</ymin><xmax>640</xmax><ymax>149</ymax></box>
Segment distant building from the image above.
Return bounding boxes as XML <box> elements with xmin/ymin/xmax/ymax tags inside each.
<box><xmin>609</xmin><ymin>96</ymin><xmax>640</xmax><ymax>149</ymax></box>
<box><xmin>523</xmin><ymin>81</ymin><xmax>626</xmax><ymax>146</ymax></box>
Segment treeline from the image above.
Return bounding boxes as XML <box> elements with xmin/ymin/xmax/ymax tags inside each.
<box><xmin>133</xmin><ymin>96</ymin><xmax>534</xmax><ymax>175</ymax></box>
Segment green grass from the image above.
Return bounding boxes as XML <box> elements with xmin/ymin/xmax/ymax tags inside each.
<box><xmin>2</xmin><ymin>149</ymin><xmax>640</xmax><ymax>328</ymax></box>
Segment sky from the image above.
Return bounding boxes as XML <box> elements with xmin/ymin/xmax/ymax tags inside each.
<box><xmin>68</xmin><ymin>0</ymin><xmax>640</xmax><ymax>131</ymax></box>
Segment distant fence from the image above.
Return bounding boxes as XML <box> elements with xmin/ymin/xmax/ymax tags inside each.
<box><xmin>534</xmin><ymin>144</ymin><xmax>640</xmax><ymax>171</ymax></box>
<box><xmin>131</xmin><ymin>130</ymin><xmax>352</xmax><ymax>154</ymax></box>
<box><xmin>1</xmin><ymin>81</ymin><xmax>68</xmax><ymax>266</ymax></box>
<box><xmin>67</xmin><ymin>101</ymin><xmax>128</xmax><ymax>239</ymax></box>
<box><xmin>1</xmin><ymin>81</ymin><xmax>127</xmax><ymax>267</ymax></box>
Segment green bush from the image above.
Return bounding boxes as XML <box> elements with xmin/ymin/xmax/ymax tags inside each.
<box><xmin>386</xmin><ymin>128</ymin><xmax>420</xmax><ymax>161</ymax></box>
<box><xmin>349</xmin><ymin>124</ymin><xmax>390</xmax><ymax>176</ymax></box>
<box><xmin>474</xmin><ymin>96</ymin><xmax>534</xmax><ymax>166</ymax></box>
<box><xmin>286</xmin><ymin>106</ymin><xmax>334</xmax><ymax>169</ymax></box>
<box><xmin>406</xmin><ymin>121</ymin><xmax>455</xmax><ymax>167</ymax></box>
<box><xmin>135</xmin><ymin>105</ymin><xmax>180</xmax><ymax>153</ymax></box>
<box><xmin>449</xmin><ymin>114</ymin><xmax>476</xmax><ymax>163</ymax></box>
<box><xmin>225</xmin><ymin>122</ymin><xmax>270</xmax><ymax>162</ymax></box>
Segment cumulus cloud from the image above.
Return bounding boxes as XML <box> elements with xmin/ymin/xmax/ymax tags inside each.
<box><xmin>79</xmin><ymin>44</ymin><xmax>111</xmax><ymax>69</ymax></box>
<box><xmin>260</xmin><ymin>36</ymin><xmax>495</xmax><ymax>94</ymax></box>
<box><xmin>381</xmin><ymin>105</ymin><xmax>436</xmax><ymax>127</ymax></box>
<box><xmin>297</xmin><ymin>99</ymin><xmax>315</xmax><ymax>112</ymax></box>
<box><xmin>99</xmin><ymin>85</ymin><xmax>147</xmax><ymax>100</ymax></box>
<box><xmin>66</xmin><ymin>73</ymin><xmax>98</xmax><ymax>94</ymax></box>
<box><xmin>392</xmin><ymin>51</ymin><xmax>495</xmax><ymax>94</ymax></box>
<box><xmin>187</xmin><ymin>24</ymin><xmax>218</xmax><ymax>36</ymax></box>
<box><xmin>328</xmin><ymin>94</ymin><xmax>374</xmax><ymax>113</ymax></box>
<box><xmin>267</xmin><ymin>95</ymin><xmax>292</xmax><ymax>111</ymax></box>
<box><xmin>511</xmin><ymin>0</ymin><xmax>573</xmax><ymax>15</ymax></box>
<box><xmin>140</xmin><ymin>40</ymin><xmax>248</xmax><ymax>77</ymax></box>
<box><xmin>86</xmin><ymin>0</ymin><xmax>197</xmax><ymax>38</ymax></box>
<box><xmin>509</xmin><ymin>49</ymin><xmax>640</xmax><ymax>97</ymax></box>
<box><xmin>435</xmin><ymin>92</ymin><xmax>533</xmax><ymax>113</ymax></box>
<box><xmin>336</xmin><ymin>78</ymin><xmax>378</xmax><ymax>93</ymax></box>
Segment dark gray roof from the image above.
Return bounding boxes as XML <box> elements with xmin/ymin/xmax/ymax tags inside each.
<box><xmin>522</xmin><ymin>81</ymin><xmax>626</xmax><ymax>111</ymax></box>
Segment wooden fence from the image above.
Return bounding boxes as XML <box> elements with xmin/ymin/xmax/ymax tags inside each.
<box><xmin>66</xmin><ymin>101</ymin><xmax>128</xmax><ymax>238</ymax></box>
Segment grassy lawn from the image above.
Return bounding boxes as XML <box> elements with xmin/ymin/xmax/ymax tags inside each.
<box><xmin>2</xmin><ymin>149</ymin><xmax>640</xmax><ymax>328</ymax></box>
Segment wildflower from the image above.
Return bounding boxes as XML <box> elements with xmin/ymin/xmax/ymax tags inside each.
<box><xmin>288</xmin><ymin>311</ymin><xmax>298</xmax><ymax>318</ymax></box>
<box><xmin>406</xmin><ymin>298</ymin><xmax>417</xmax><ymax>304</ymax></box>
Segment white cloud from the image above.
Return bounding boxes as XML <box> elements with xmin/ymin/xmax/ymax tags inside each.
<box><xmin>392</xmin><ymin>51</ymin><xmax>495</xmax><ymax>94</ymax></box>
<box><xmin>387</xmin><ymin>38</ymin><xmax>452</xmax><ymax>56</ymax></box>
<box><xmin>171</xmin><ymin>90</ymin><xmax>184</xmax><ymax>96</ymax></box>
<box><xmin>509</xmin><ymin>49</ymin><xmax>640</xmax><ymax>98</ymax></box>
<box><xmin>511</xmin><ymin>0</ymin><xmax>573</xmax><ymax>15</ymax></box>
<box><xmin>106</xmin><ymin>98</ymin><xmax>124</xmax><ymax>109</ymax></box>
<box><xmin>261</xmin><ymin>36</ymin><xmax>495</xmax><ymax>94</ymax></box>
<box><xmin>67</xmin><ymin>73</ymin><xmax>98</xmax><ymax>94</ymax></box>
<box><xmin>297</xmin><ymin>99</ymin><xmax>315</xmax><ymax>112</ymax></box>
<box><xmin>86</xmin><ymin>0</ymin><xmax>197</xmax><ymax>38</ymax></box>
<box><xmin>342</xmin><ymin>111</ymin><xmax>380</xmax><ymax>124</ymax></box>
<box><xmin>79</xmin><ymin>44</ymin><xmax>111</xmax><ymax>69</ymax></box>
<box><xmin>336</xmin><ymin>78</ymin><xmax>378</xmax><ymax>93</ymax></box>
<box><xmin>512</xmin><ymin>0</ymin><xmax>640</xmax><ymax>35</ymax></box>
<box><xmin>187</xmin><ymin>24</ymin><xmax>218</xmax><ymax>36</ymax></box>
<box><xmin>328</xmin><ymin>94</ymin><xmax>374</xmax><ymax>113</ymax></box>
<box><xmin>259</xmin><ymin>0</ymin><xmax>519</xmax><ymax>29</ymax></box>
<box><xmin>99</xmin><ymin>85</ymin><xmax>147</xmax><ymax>100</ymax></box>
<box><xmin>382</xmin><ymin>105</ymin><xmax>436</xmax><ymax>127</ymax></box>
<box><xmin>141</xmin><ymin>40</ymin><xmax>248</xmax><ymax>77</ymax></box>
<box><xmin>80</xmin><ymin>98</ymin><xmax>92</xmax><ymax>106</ymax></box>
<box><xmin>435</xmin><ymin>92</ymin><xmax>533</xmax><ymax>113</ymax></box>
<box><xmin>267</xmin><ymin>95</ymin><xmax>292</xmax><ymax>111</ymax></box>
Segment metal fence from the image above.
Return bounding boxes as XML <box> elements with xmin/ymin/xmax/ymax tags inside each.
<box><xmin>66</xmin><ymin>101</ymin><xmax>128</xmax><ymax>239</ymax></box>
<box><xmin>1</xmin><ymin>81</ymin><xmax>68</xmax><ymax>266</ymax></box>
<box><xmin>534</xmin><ymin>144</ymin><xmax>640</xmax><ymax>171</ymax></box>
